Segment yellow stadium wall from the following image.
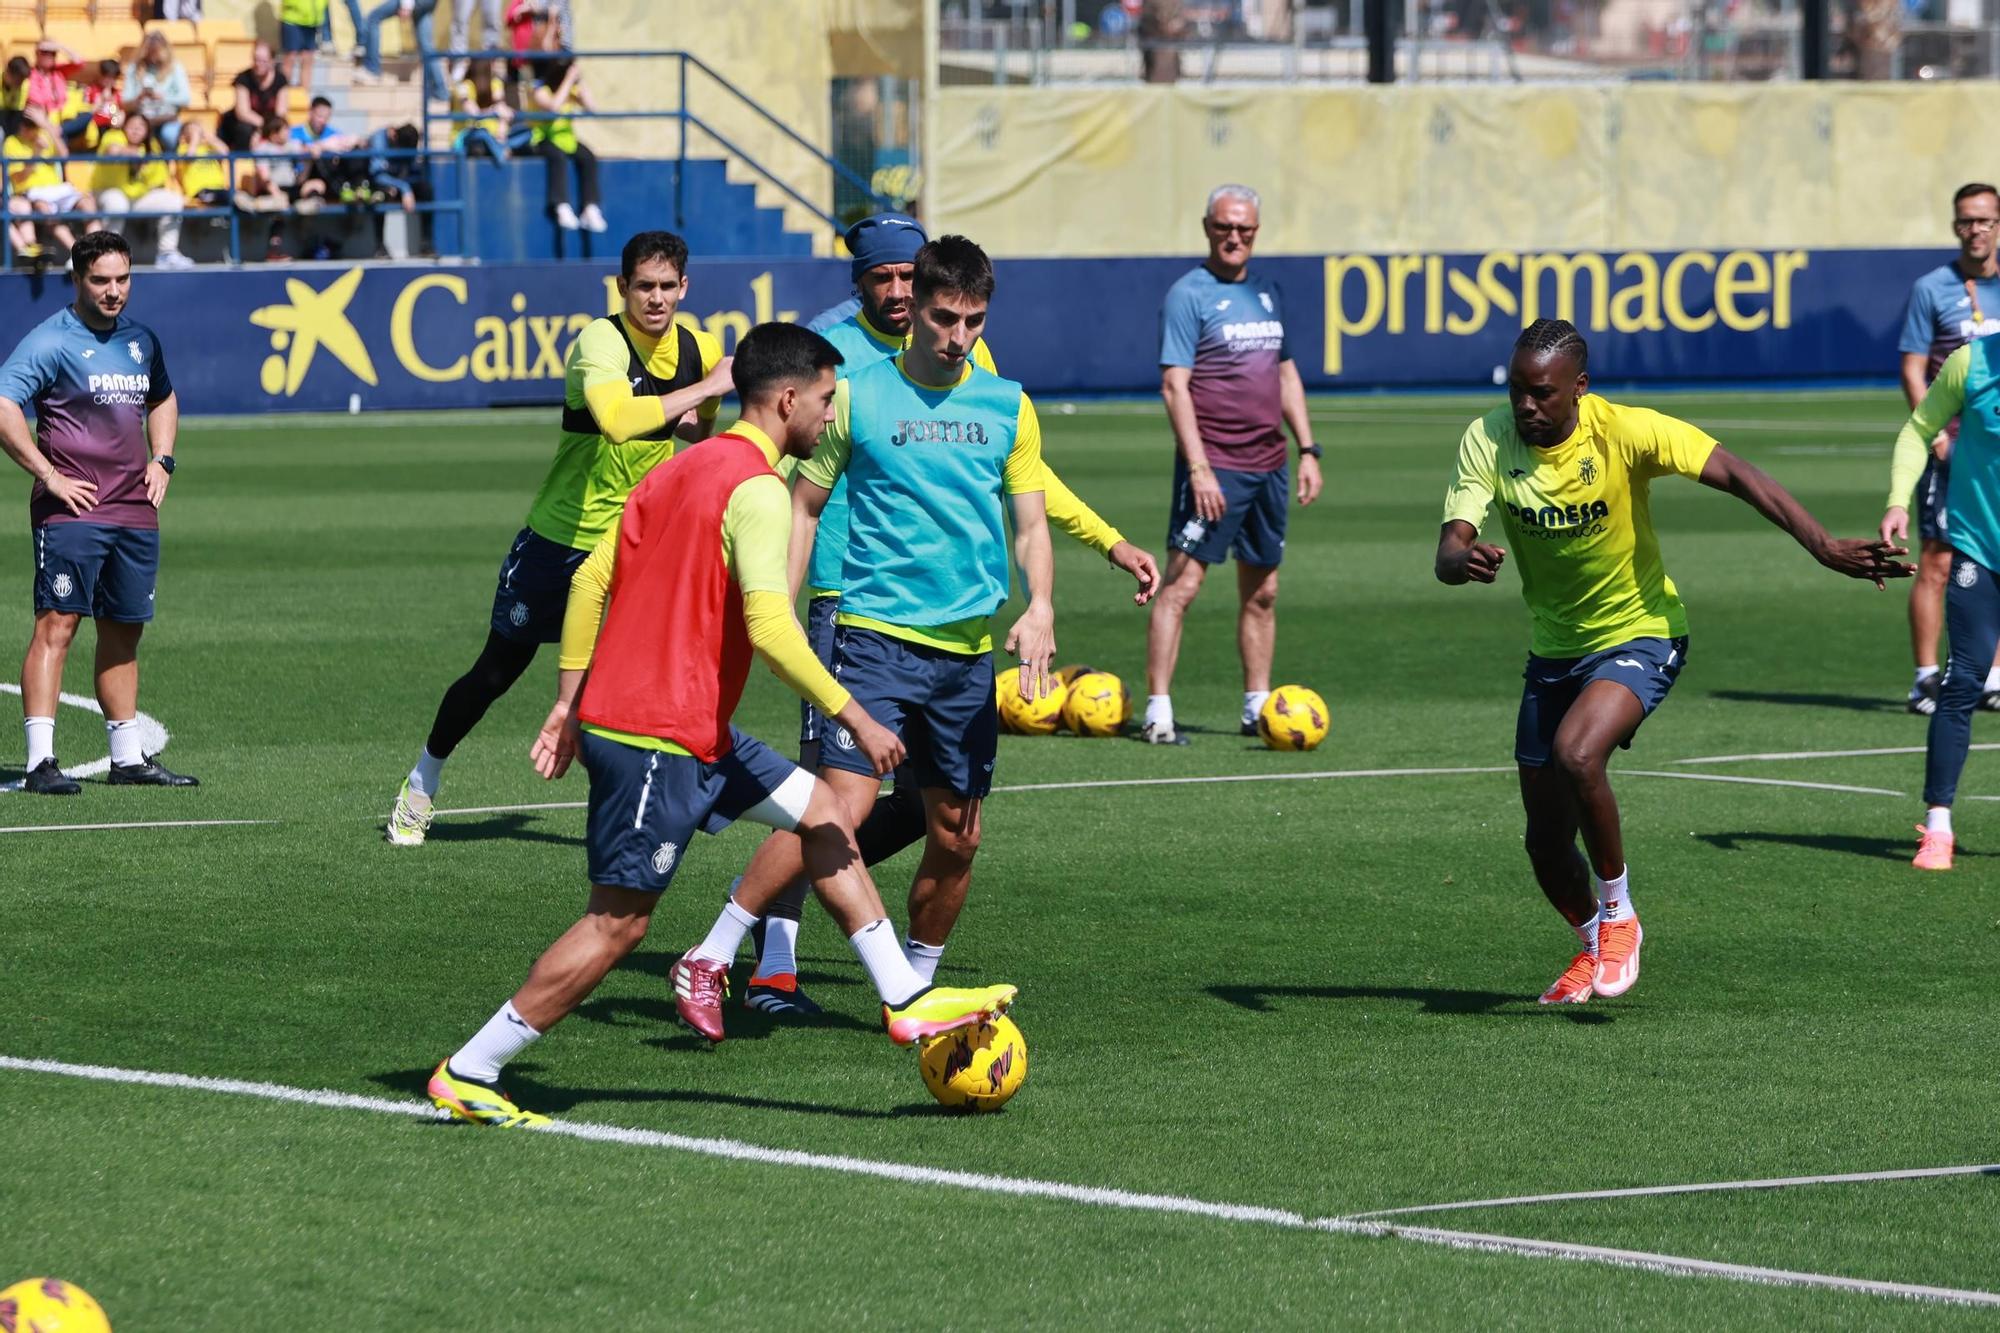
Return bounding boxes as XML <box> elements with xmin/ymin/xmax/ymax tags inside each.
<box><xmin>930</xmin><ymin>83</ymin><xmax>2000</xmax><ymax>257</ymax></box>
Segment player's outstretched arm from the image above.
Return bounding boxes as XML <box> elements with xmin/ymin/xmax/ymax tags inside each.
<box><xmin>1435</xmin><ymin>519</ymin><xmax>1506</xmax><ymax>585</ymax></box>
<box><xmin>1883</xmin><ymin>348</ymin><xmax>1967</xmax><ymax>542</ymax></box>
<box><xmin>788</xmin><ymin>477</ymin><xmax>831</xmax><ymax>600</ymax></box>
<box><xmin>1698</xmin><ymin>447</ymin><xmax>1913</xmax><ymax>589</ymax></box>
<box><xmin>1039</xmin><ymin>463</ymin><xmax>1160</xmax><ymax>604</ymax></box>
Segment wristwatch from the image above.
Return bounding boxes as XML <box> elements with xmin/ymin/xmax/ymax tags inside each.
<box><xmin>151</xmin><ymin>454</ymin><xmax>175</xmax><ymax>475</ymax></box>
<box><xmin>1299</xmin><ymin>444</ymin><xmax>1323</xmax><ymax>459</ymax></box>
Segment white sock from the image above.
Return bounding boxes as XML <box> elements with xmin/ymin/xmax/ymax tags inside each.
<box><xmin>1595</xmin><ymin>866</ymin><xmax>1633</xmax><ymax>923</ymax></box>
<box><xmin>106</xmin><ymin>717</ymin><xmax>144</xmax><ymax>767</ymax></box>
<box><xmin>850</xmin><ymin>918</ymin><xmax>924</xmax><ymax>1006</ymax></box>
<box><xmin>1985</xmin><ymin>665</ymin><xmax>2000</xmax><ymax>692</ymax></box>
<box><xmin>1145</xmin><ymin>694</ymin><xmax>1173</xmax><ymax>728</ymax></box>
<box><xmin>1574</xmin><ymin>909</ymin><xmax>1602</xmax><ymax>956</ymax></box>
<box><xmin>1916</xmin><ymin>664</ymin><xmax>1941</xmax><ymax>685</ymax></box>
<box><xmin>1926</xmin><ymin>805</ymin><xmax>1953</xmax><ymax>836</ymax></box>
<box><xmin>408</xmin><ymin>747</ymin><xmax>445</xmax><ymax>799</ymax></box>
<box><xmin>904</xmin><ymin>937</ymin><xmax>945</xmax><ymax>985</ymax></box>
<box><xmin>23</xmin><ymin>716</ymin><xmax>54</xmax><ymax>769</ymax></box>
<box><xmin>448</xmin><ymin>1000</ymin><xmax>540</xmax><ymax>1083</ymax></box>
<box><xmin>757</xmin><ymin>915</ymin><xmax>800</xmax><ymax>978</ymax></box>
<box><xmin>1243</xmin><ymin>690</ymin><xmax>1270</xmax><ymax>725</ymax></box>
<box><xmin>693</xmin><ymin>898</ymin><xmax>758</xmax><ymax>965</ymax></box>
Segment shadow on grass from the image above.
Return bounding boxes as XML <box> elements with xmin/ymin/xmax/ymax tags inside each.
<box><xmin>423</xmin><ymin>813</ymin><xmax>584</xmax><ymax>849</ymax></box>
<box><xmin>1206</xmin><ymin>983</ymin><xmax>1613</xmax><ymax>1024</ymax></box>
<box><xmin>368</xmin><ymin>1064</ymin><xmax>940</xmax><ymax>1120</ymax></box>
<box><xmin>1706</xmin><ymin>689</ymin><xmax>1903</xmax><ymax>714</ymax></box>
<box><xmin>1695</xmin><ymin>829</ymin><xmax>1996</xmax><ymax>861</ymax></box>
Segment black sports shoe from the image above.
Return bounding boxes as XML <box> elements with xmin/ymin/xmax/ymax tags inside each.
<box><xmin>24</xmin><ymin>758</ymin><xmax>81</xmax><ymax>796</ymax></box>
<box><xmin>1240</xmin><ymin>720</ymin><xmax>1260</xmax><ymax>736</ymax></box>
<box><xmin>106</xmin><ymin>755</ymin><xmax>199</xmax><ymax>787</ymax></box>
<box><xmin>744</xmin><ymin>975</ymin><xmax>824</xmax><ymax>1016</ymax></box>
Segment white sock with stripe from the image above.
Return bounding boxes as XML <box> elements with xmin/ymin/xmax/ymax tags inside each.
<box><xmin>1595</xmin><ymin>866</ymin><xmax>1633</xmax><ymax>923</ymax></box>
<box><xmin>904</xmin><ymin>938</ymin><xmax>945</xmax><ymax>985</ymax></box>
<box><xmin>756</xmin><ymin>916</ymin><xmax>800</xmax><ymax>978</ymax></box>
<box><xmin>850</xmin><ymin>918</ymin><xmax>924</xmax><ymax>1007</ymax></box>
<box><xmin>1574</xmin><ymin>909</ymin><xmax>1601</xmax><ymax>956</ymax></box>
<box><xmin>693</xmin><ymin>898</ymin><xmax>758</xmax><ymax>966</ymax></box>
<box><xmin>106</xmin><ymin>718</ymin><xmax>144</xmax><ymax>767</ymax></box>
<box><xmin>23</xmin><ymin>716</ymin><xmax>54</xmax><ymax>769</ymax></box>
<box><xmin>407</xmin><ymin>748</ymin><xmax>445</xmax><ymax>799</ymax></box>
<box><xmin>448</xmin><ymin>1000</ymin><xmax>541</xmax><ymax>1084</ymax></box>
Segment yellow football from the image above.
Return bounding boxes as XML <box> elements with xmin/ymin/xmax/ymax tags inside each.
<box><xmin>920</xmin><ymin>1015</ymin><xmax>1028</xmax><ymax>1112</ymax></box>
<box><xmin>1061</xmin><ymin>670</ymin><xmax>1129</xmax><ymax>737</ymax></box>
<box><xmin>996</xmin><ymin>666</ymin><xmax>1067</xmax><ymax>735</ymax></box>
<box><xmin>1256</xmin><ymin>685</ymin><xmax>1330</xmax><ymax>751</ymax></box>
<box><xmin>0</xmin><ymin>1279</ymin><xmax>112</xmax><ymax>1333</ymax></box>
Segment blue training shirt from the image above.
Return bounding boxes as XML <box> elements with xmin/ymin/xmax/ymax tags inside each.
<box><xmin>1158</xmin><ymin>264</ymin><xmax>1290</xmax><ymax>474</ymax></box>
<box><xmin>1899</xmin><ymin>263</ymin><xmax>2000</xmax><ymax>379</ymax></box>
<box><xmin>0</xmin><ymin>305</ymin><xmax>171</xmax><ymax>531</ymax></box>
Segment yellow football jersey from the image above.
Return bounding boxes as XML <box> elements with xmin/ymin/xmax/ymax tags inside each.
<box><xmin>1442</xmin><ymin>394</ymin><xmax>1718</xmax><ymax>658</ymax></box>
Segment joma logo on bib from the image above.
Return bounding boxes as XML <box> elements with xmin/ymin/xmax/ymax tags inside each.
<box><xmin>889</xmin><ymin>419</ymin><xmax>990</xmax><ymax>447</ymax></box>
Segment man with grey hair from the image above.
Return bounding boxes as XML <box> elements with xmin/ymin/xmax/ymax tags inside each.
<box><xmin>1143</xmin><ymin>184</ymin><xmax>1322</xmax><ymax>744</ymax></box>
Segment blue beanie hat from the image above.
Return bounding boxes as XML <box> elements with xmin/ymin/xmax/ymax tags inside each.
<box><xmin>846</xmin><ymin>212</ymin><xmax>926</xmax><ymax>282</ymax></box>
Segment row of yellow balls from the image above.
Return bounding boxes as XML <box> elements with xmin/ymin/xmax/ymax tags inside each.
<box><xmin>995</xmin><ymin>666</ymin><xmax>1328</xmax><ymax>751</ymax></box>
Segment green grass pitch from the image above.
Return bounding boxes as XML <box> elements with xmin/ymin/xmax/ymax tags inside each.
<box><xmin>2</xmin><ymin>390</ymin><xmax>1997</xmax><ymax>1327</ymax></box>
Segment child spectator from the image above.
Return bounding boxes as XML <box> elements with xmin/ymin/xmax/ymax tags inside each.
<box><xmin>528</xmin><ymin>56</ymin><xmax>602</xmax><ymax>232</ymax></box>
<box><xmin>91</xmin><ymin>110</ymin><xmax>194</xmax><ymax>268</ymax></box>
<box><xmin>63</xmin><ymin>60</ymin><xmax>125</xmax><ymax>149</ymax></box>
<box><xmin>123</xmin><ymin>31</ymin><xmax>192</xmax><ymax>150</ymax></box>
<box><xmin>218</xmin><ymin>40</ymin><xmax>288</xmax><ymax>152</ymax></box>
<box><xmin>1</xmin><ymin>57</ymin><xmax>31</xmax><ymax>139</ymax></box>
<box><xmin>450</xmin><ymin>58</ymin><xmax>514</xmax><ymax>159</ymax></box>
<box><xmin>175</xmin><ymin>117</ymin><xmax>232</xmax><ymax>208</ymax></box>
<box><xmin>280</xmin><ymin>0</ymin><xmax>327</xmax><ymax>94</ymax></box>
<box><xmin>4</xmin><ymin>108</ymin><xmax>99</xmax><ymax>257</ymax></box>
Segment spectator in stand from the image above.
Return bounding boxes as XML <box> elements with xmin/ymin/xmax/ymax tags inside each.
<box><xmin>503</xmin><ymin>0</ymin><xmax>569</xmax><ymax>89</ymax></box>
<box><xmin>26</xmin><ymin>40</ymin><xmax>81</xmax><ymax>125</ymax></box>
<box><xmin>529</xmin><ymin>56</ymin><xmax>603</xmax><ymax>232</ymax></box>
<box><xmin>280</xmin><ymin>0</ymin><xmax>328</xmax><ymax>93</ymax></box>
<box><xmin>62</xmin><ymin>61</ymin><xmax>125</xmax><ymax>150</ymax></box>
<box><xmin>91</xmin><ymin>110</ymin><xmax>193</xmax><ymax>269</ymax></box>
<box><xmin>175</xmin><ymin>117</ymin><xmax>231</xmax><ymax>210</ymax></box>
<box><xmin>366</xmin><ymin>121</ymin><xmax>428</xmax><ymax>213</ymax></box>
<box><xmin>446</xmin><ymin>0</ymin><xmax>504</xmax><ymax>83</ymax></box>
<box><xmin>289</xmin><ymin>96</ymin><xmax>361</xmax><ymax>195</ymax></box>
<box><xmin>1</xmin><ymin>58</ymin><xmax>32</xmax><ymax>139</ymax></box>
<box><xmin>4</xmin><ymin>109</ymin><xmax>99</xmax><ymax>257</ymax></box>
<box><xmin>217</xmin><ymin>40</ymin><xmax>287</xmax><ymax>152</ymax></box>
<box><xmin>143</xmin><ymin>0</ymin><xmax>204</xmax><ymax>27</ymax></box>
<box><xmin>360</xmin><ymin>0</ymin><xmax>445</xmax><ymax>103</ymax></box>
<box><xmin>451</xmin><ymin>58</ymin><xmax>514</xmax><ymax>160</ymax></box>
<box><xmin>123</xmin><ymin>32</ymin><xmax>191</xmax><ymax>151</ymax></box>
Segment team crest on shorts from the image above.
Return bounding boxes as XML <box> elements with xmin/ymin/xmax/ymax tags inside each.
<box><xmin>50</xmin><ymin>573</ymin><xmax>74</xmax><ymax>600</ymax></box>
<box><xmin>1957</xmin><ymin>561</ymin><xmax>1979</xmax><ymax>589</ymax></box>
<box><xmin>650</xmin><ymin>841</ymin><xmax>679</xmax><ymax>875</ymax></box>
<box><xmin>509</xmin><ymin>601</ymin><xmax>530</xmax><ymax>627</ymax></box>
<box><xmin>831</xmin><ymin>725</ymin><xmax>855</xmax><ymax>751</ymax></box>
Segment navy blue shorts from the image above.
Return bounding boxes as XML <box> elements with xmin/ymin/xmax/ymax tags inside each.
<box><xmin>280</xmin><ymin>20</ymin><xmax>317</xmax><ymax>50</ymax></box>
<box><xmin>1516</xmin><ymin>635</ymin><xmax>1688</xmax><ymax>767</ymax></box>
<box><xmin>798</xmin><ymin>592</ymin><xmax>841</xmax><ymax>751</ymax></box>
<box><xmin>34</xmin><ymin>521</ymin><xmax>158</xmax><ymax>623</ymax></box>
<box><xmin>820</xmin><ymin>625</ymin><xmax>997</xmax><ymax>798</ymax></box>
<box><xmin>1917</xmin><ymin>455</ymin><xmax>1950</xmax><ymax>544</ymax></box>
<box><xmin>1168</xmin><ymin>459</ymin><xmax>1288</xmax><ymax>568</ymax></box>
<box><xmin>581</xmin><ymin>727</ymin><xmax>811</xmax><ymax>893</ymax></box>
<box><xmin>489</xmin><ymin>526</ymin><xmax>589</xmax><ymax>644</ymax></box>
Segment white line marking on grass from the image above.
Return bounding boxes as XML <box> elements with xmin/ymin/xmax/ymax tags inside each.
<box><xmin>0</xmin><ymin>683</ymin><xmax>168</xmax><ymax>789</ymax></box>
<box><xmin>5</xmin><ymin>1055</ymin><xmax>1997</xmax><ymax>1309</ymax></box>
<box><xmin>995</xmin><ymin>765</ymin><xmax>1516</xmax><ymax>794</ymax></box>
<box><xmin>1360</xmin><ymin>1225</ymin><xmax>2000</xmax><ymax>1308</ymax></box>
<box><xmin>0</xmin><ymin>818</ymin><xmax>275</xmax><ymax>835</ymax></box>
<box><xmin>1348</xmin><ymin>1162</ymin><xmax>2000</xmax><ymax>1219</ymax></box>
<box><xmin>1617</xmin><ymin>770</ymin><xmax>1904</xmax><ymax>797</ymax></box>
<box><xmin>1672</xmin><ymin>744</ymin><xmax>2000</xmax><ymax>766</ymax></box>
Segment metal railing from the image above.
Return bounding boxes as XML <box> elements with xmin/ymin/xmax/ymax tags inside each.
<box><xmin>940</xmin><ymin>0</ymin><xmax>2000</xmax><ymax>83</ymax></box>
<box><xmin>421</xmin><ymin>47</ymin><xmax>897</xmax><ymax>238</ymax></box>
<box><xmin>2</xmin><ymin>145</ymin><xmax>460</xmax><ymax>267</ymax></box>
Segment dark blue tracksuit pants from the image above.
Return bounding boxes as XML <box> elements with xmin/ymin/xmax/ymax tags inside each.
<box><xmin>1925</xmin><ymin>552</ymin><xmax>2000</xmax><ymax>806</ymax></box>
